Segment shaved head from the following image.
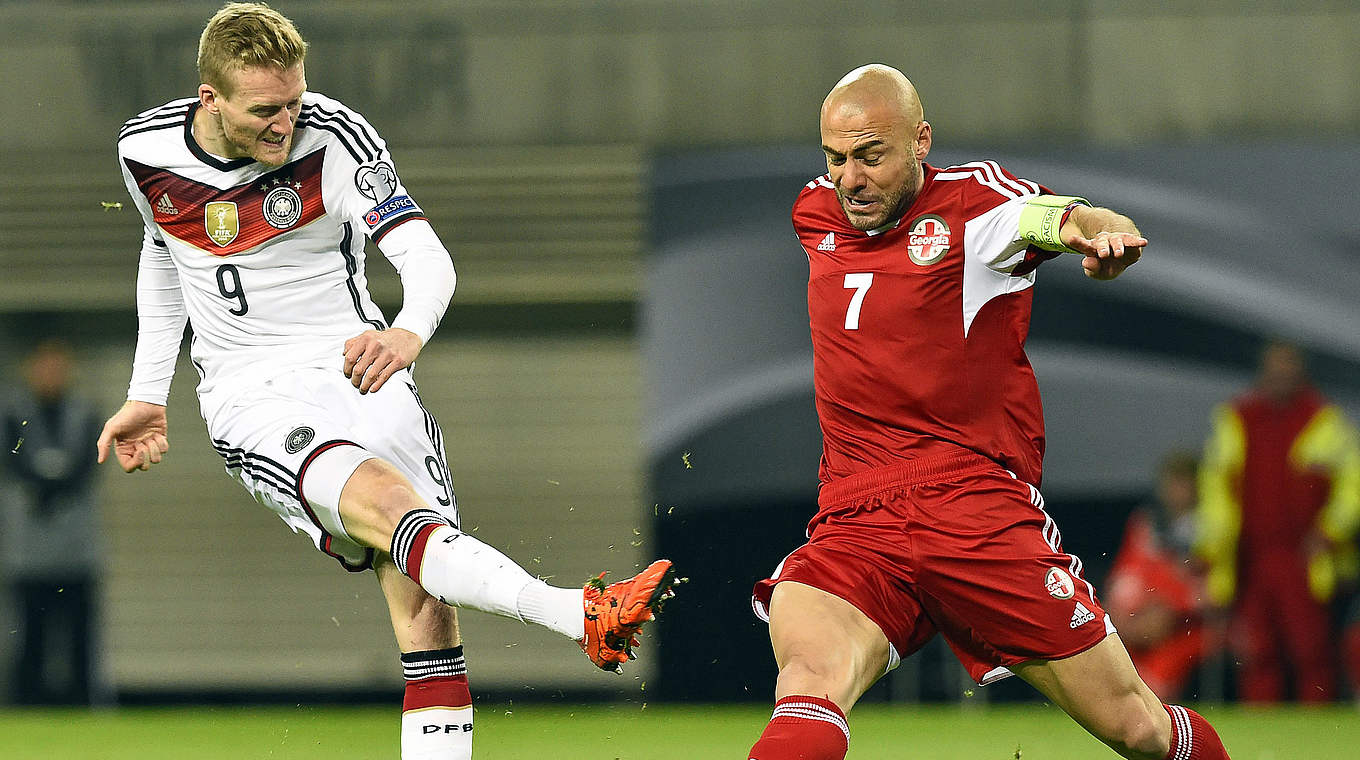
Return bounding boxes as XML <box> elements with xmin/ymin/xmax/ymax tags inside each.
<box><xmin>818</xmin><ymin>64</ymin><xmax>931</xmax><ymax>230</ymax></box>
<box><xmin>821</xmin><ymin>64</ymin><xmax>924</xmax><ymax>129</ymax></box>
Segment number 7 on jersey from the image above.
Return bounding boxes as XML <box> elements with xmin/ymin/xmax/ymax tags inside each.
<box><xmin>843</xmin><ymin>272</ymin><xmax>873</xmax><ymax>330</ymax></box>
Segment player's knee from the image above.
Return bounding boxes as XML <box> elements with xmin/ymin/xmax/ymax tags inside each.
<box><xmin>344</xmin><ymin>463</ymin><xmax>431</xmax><ymax>544</ymax></box>
<box><xmin>776</xmin><ymin>646</ymin><xmax>873</xmax><ymax>706</ymax></box>
<box><xmin>373</xmin><ymin>479</ymin><xmax>427</xmax><ymax>523</ymax></box>
<box><xmin>777</xmin><ymin>655</ymin><xmax>842</xmax><ymax>695</ymax></box>
<box><xmin>1099</xmin><ymin>699</ymin><xmax>1170</xmax><ymax>759</ymax></box>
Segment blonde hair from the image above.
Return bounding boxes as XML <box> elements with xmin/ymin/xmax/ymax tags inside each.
<box><xmin>197</xmin><ymin>2</ymin><xmax>308</xmax><ymax>95</ymax></box>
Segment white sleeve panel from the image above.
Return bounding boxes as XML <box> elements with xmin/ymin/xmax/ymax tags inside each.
<box><xmin>378</xmin><ymin>219</ymin><xmax>456</xmax><ymax>345</ymax></box>
<box><xmin>960</xmin><ymin>196</ymin><xmax>1039</xmax><ymax>338</ymax></box>
<box><xmin>966</xmin><ymin>196</ymin><xmax>1034</xmax><ymax>274</ymax></box>
<box><xmin>127</xmin><ymin>229</ymin><xmax>187</xmax><ymax>405</ymax></box>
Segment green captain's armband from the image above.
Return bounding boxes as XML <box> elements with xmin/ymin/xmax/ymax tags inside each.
<box><xmin>1018</xmin><ymin>195</ymin><xmax>1090</xmax><ymax>253</ymax></box>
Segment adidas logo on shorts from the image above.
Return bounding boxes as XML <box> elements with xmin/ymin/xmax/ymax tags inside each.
<box><xmin>1069</xmin><ymin>601</ymin><xmax>1095</xmax><ymax>629</ymax></box>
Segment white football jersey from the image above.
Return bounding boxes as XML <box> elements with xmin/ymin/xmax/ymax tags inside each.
<box><xmin>117</xmin><ymin>92</ymin><xmax>437</xmax><ymax>409</ymax></box>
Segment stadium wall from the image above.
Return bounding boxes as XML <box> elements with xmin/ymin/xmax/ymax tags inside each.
<box><xmin>1</xmin><ymin>1</ymin><xmax>1358</xmax><ymax>151</ymax></box>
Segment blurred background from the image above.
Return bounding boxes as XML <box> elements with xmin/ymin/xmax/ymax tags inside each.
<box><xmin>2</xmin><ymin>0</ymin><xmax>1359</xmax><ymax>714</ymax></box>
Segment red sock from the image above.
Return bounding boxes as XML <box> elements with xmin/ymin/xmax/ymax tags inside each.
<box><xmin>748</xmin><ymin>695</ymin><xmax>849</xmax><ymax>760</ymax></box>
<box><xmin>1164</xmin><ymin>705</ymin><xmax>1230</xmax><ymax>760</ymax></box>
<box><xmin>402</xmin><ymin>647</ymin><xmax>473</xmax><ymax>759</ymax></box>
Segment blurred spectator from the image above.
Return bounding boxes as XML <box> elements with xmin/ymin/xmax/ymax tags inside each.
<box><xmin>1197</xmin><ymin>339</ymin><xmax>1360</xmax><ymax>702</ymax></box>
<box><xmin>1105</xmin><ymin>450</ymin><xmax>1212</xmax><ymax>701</ymax></box>
<box><xmin>1</xmin><ymin>339</ymin><xmax>104</xmax><ymax>704</ymax></box>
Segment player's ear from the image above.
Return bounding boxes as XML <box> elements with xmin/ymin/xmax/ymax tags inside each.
<box><xmin>199</xmin><ymin>83</ymin><xmax>219</xmax><ymax>113</ymax></box>
<box><xmin>914</xmin><ymin>120</ymin><xmax>932</xmax><ymax>161</ymax></box>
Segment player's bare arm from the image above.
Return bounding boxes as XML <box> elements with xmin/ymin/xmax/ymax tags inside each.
<box><xmin>343</xmin><ymin>327</ymin><xmax>423</xmax><ymax>394</ymax></box>
<box><xmin>96</xmin><ymin>400</ymin><xmax>169</xmax><ymax>473</ymax></box>
<box><xmin>1062</xmin><ymin>205</ymin><xmax>1147</xmax><ymax>281</ymax></box>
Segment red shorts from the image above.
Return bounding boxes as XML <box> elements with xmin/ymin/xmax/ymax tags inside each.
<box><xmin>752</xmin><ymin>452</ymin><xmax>1113</xmax><ymax>684</ymax></box>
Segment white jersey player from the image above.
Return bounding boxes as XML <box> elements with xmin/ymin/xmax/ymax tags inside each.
<box><xmin>116</xmin><ymin>90</ymin><xmax>445</xmax><ymax>413</ymax></box>
<box><xmin>96</xmin><ymin>5</ymin><xmax>675</xmax><ymax>760</ymax></box>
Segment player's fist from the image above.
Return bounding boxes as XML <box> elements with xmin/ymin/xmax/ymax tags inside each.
<box><xmin>97</xmin><ymin>400</ymin><xmax>170</xmax><ymax>473</ymax></box>
<box><xmin>342</xmin><ymin>327</ymin><xmax>422</xmax><ymax>394</ymax></box>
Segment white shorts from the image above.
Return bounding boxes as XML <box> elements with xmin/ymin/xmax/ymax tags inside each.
<box><xmin>205</xmin><ymin>366</ymin><xmax>458</xmax><ymax>571</ymax></box>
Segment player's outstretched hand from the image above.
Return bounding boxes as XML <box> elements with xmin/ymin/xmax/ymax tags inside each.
<box><xmin>343</xmin><ymin>327</ymin><xmax>423</xmax><ymax>394</ymax></box>
<box><xmin>1063</xmin><ymin>229</ymin><xmax>1146</xmax><ymax>281</ymax></box>
<box><xmin>97</xmin><ymin>400</ymin><xmax>170</xmax><ymax>473</ymax></box>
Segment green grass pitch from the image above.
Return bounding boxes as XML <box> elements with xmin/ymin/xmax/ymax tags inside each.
<box><xmin>2</xmin><ymin>702</ymin><xmax>1357</xmax><ymax>759</ymax></box>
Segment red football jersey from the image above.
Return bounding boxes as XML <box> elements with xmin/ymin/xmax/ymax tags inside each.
<box><xmin>795</xmin><ymin>161</ymin><xmax>1061</xmax><ymax>490</ymax></box>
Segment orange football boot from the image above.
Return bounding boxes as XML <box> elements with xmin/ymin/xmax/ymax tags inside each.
<box><xmin>580</xmin><ymin>559</ymin><xmax>678</xmax><ymax>673</ymax></box>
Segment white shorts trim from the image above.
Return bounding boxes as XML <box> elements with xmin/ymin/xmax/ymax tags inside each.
<box><xmin>298</xmin><ymin>442</ymin><xmax>377</xmax><ymax>541</ymax></box>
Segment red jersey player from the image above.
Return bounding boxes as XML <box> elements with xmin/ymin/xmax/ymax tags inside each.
<box><xmin>746</xmin><ymin>65</ymin><xmax>1231</xmax><ymax>760</ymax></box>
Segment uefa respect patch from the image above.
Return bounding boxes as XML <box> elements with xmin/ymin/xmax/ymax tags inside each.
<box><xmin>363</xmin><ymin>194</ymin><xmax>418</xmax><ymax>229</ymax></box>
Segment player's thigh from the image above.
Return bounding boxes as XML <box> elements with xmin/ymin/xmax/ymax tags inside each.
<box><xmin>335</xmin><ymin>456</ymin><xmax>431</xmax><ymax>549</ymax></box>
<box><xmin>331</xmin><ymin>374</ymin><xmax>459</xmax><ymax>547</ymax></box>
<box><xmin>913</xmin><ymin>472</ymin><xmax>1112</xmax><ymax>680</ymax></box>
<box><xmin>754</xmin><ymin>495</ymin><xmax>935</xmax><ymax>706</ymax></box>
<box><xmin>768</xmin><ymin>581</ymin><xmax>892</xmax><ymax>711</ymax></box>
<box><xmin>374</xmin><ymin>553</ymin><xmax>460</xmax><ymax>652</ymax></box>
<box><xmin>352</xmin><ymin>373</ymin><xmax>458</xmax><ymax>522</ymax></box>
<box><xmin>319</xmin><ymin>371</ymin><xmax>458</xmax><ymax>533</ymax></box>
<box><xmin>1011</xmin><ymin>633</ymin><xmax>1169</xmax><ymax>754</ymax></box>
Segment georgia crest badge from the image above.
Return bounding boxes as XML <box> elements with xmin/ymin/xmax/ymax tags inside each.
<box><xmin>905</xmin><ymin>214</ymin><xmax>951</xmax><ymax>266</ymax></box>
<box><xmin>1045</xmin><ymin>567</ymin><xmax>1076</xmax><ymax>600</ymax></box>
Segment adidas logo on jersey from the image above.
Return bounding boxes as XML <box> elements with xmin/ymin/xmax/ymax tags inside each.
<box><xmin>155</xmin><ymin>193</ymin><xmax>179</xmax><ymax>216</ymax></box>
<box><xmin>1069</xmin><ymin>601</ymin><xmax>1095</xmax><ymax>629</ymax></box>
<box><xmin>817</xmin><ymin>232</ymin><xmax>836</xmax><ymax>251</ymax></box>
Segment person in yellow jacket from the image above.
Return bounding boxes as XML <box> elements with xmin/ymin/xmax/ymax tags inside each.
<box><xmin>1197</xmin><ymin>340</ymin><xmax>1360</xmax><ymax>702</ymax></box>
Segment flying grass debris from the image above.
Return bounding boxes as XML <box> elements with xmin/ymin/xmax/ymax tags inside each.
<box><xmin>10</xmin><ymin>419</ymin><xmax>27</xmax><ymax>453</ymax></box>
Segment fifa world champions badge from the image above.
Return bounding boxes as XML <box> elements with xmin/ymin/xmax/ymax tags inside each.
<box><xmin>205</xmin><ymin>201</ymin><xmax>239</xmax><ymax>247</ymax></box>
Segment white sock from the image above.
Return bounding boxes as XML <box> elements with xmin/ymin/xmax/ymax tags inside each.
<box><xmin>394</xmin><ymin>514</ymin><xmax>582</xmax><ymax>639</ymax></box>
<box><xmin>402</xmin><ymin>706</ymin><xmax>473</xmax><ymax>760</ymax></box>
<box><xmin>417</xmin><ymin>525</ymin><xmax>536</xmax><ymax>620</ymax></box>
<box><xmin>517</xmin><ymin>580</ymin><xmax>585</xmax><ymax>640</ymax></box>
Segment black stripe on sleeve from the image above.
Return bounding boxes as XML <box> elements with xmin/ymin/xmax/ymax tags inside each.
<box><xmin>301</xmin><ymin>103</ymin><xmax>381</xmax><ymax>159</ymax></box>
<box><xmin>119</xmin><ymin>110</ymin><xmax>192</xmax><ymax>141</ymax></box>
<box><xmin>298</xmin><ymin>110</ymin><xmax>378</xmax><ymax>164</ymax></box>
<box><xmin>338</xmin><ymin>222</ymin><xmax>386</xmax><ymax>330</ymax></box>
<box><xmin>119</xmin><ymin>101</ymin><xmax>194</xmax><ymax>139</ymax></box>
